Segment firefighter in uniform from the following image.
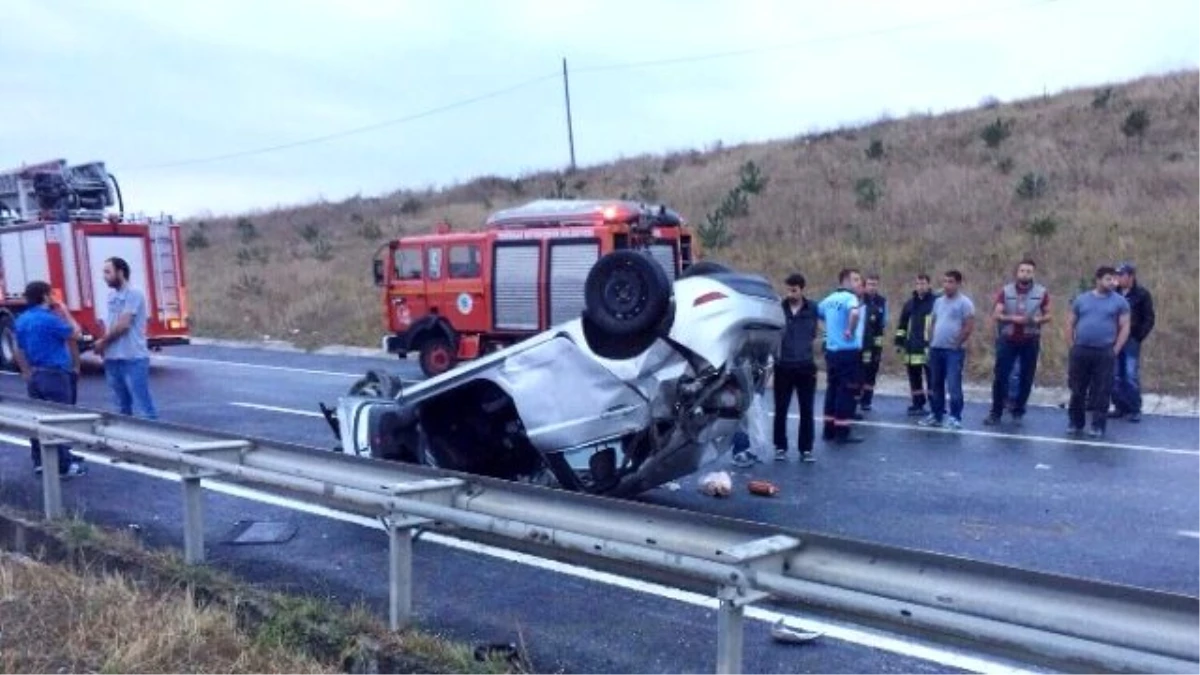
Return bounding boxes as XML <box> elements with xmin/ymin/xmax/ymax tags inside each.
<box><xmin>857</xmin><ymin>274</ymin><xmax>888</xmax><ymax>412</ymax></box>
<box><xmin>894</xmin><ymin>274</ymin><xmax>937</xmax><ymax>416</ymax></box>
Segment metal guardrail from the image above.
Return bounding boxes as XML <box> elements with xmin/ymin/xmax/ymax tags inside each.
<box><xmin>0</xmin><ymin>394</ymin><xmax>1195</xmax><ymax>674</ymax></box>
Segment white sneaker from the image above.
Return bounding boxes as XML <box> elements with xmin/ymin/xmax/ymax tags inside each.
<box><xmin>945</xmin><ymin>417</ymin><xmax>963</xmax><ymax>430</ymax></box>
<box><xmin>917</xmin><ymin>414</ymin><xmax>943</xmax><ymax>428</ymax></box>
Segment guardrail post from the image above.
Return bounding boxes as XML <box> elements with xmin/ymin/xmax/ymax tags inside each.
<box><xmin>388</xmin><ymin>524</ymin><xmax>413</xmax><ymax>631</ymax></box>
<box><xmin>39</xmin><ymin>443</ymin><xmax>63</xmax><ymax>520</ymax></box>
<box><xmin>716</xmin><ymin>588</ymin><xmax>745</xmax><ymax>675</ymax></box>
<box><xmin>182</xmin><ymin>476</ymin><xmax>205</xmax><ymax>564</ymax></box>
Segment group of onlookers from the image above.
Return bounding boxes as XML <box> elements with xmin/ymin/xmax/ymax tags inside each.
<box><xmin>732</xmin><ymin>258</ymin><xmax>1154</xmax><ymax>466</ymax></box>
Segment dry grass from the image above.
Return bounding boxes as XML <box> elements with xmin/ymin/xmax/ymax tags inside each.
<box><xmin>0</xmin><ymin>512</ymin><xmax>519</xmax><ymax>675</ymax></box>
<box><xmin>182</xmin><ymin>69</ymin><xmax>1199</xmax><ymax>394</ymax></box>
<box><xmin>0</xmin><ymin>552</ymin><xmax>335</xmax><ymax>674</ymax></box>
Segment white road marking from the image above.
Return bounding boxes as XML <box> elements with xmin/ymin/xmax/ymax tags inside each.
<box><xmin>155</xmin><ymin>355</ymin><xmax>362</xmax><ymax>378</ymax></box>
<box><xmin>230</xmin><ymin>402</ymin><xmax>326</xmax><ymax>418</ymax></box>
<box><xmin>0</xmin><ymin>430</ymin><xmax>1035</xmax><ymax>674</ymax></box>
<box><xmin>230</xmin><ymin>400</ymin><xmax>1197</xmax><ymax>457</ymax></box>
<box><xmin>786</xmin><ymin>414</ymin><xmax>1198</xmax><ymax>456</ymax></box>
<box><xmin>1177</xmin><ymin>531</ymin><xmax>1200</xmax><ymax>539</ymax></box>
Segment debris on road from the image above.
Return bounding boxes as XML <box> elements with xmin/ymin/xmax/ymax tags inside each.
<box><xmin>747</xmin><ymin>480</ymin><xmax>780</xmax><ymax>497</ymax></box>
<box><xmin>770</xmin><ymin>619</ymin><xmax>823</xmax><ymax>644</ymax></box>
<box><xmin>699</xmin><ymin>471</ymin><xmax>733</xmax><ymax>497</ymax></box>
<box><xmin>663</xmin><ymin>481</ymin><xmax>682</xmax><ymax>492</ymax></box>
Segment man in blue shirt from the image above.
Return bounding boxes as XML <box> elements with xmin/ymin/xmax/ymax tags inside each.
<box><xmin>94</xmin><ymin>256</ymin><xmax>158</xmax><ymax>419</ymax></box>
<box><xmin>817</xmin><ymin>269</ymin><xmax>865</xmax><ymax>444</ymax></box>
<box><xmin>13</xmin><ymin>281</ymin><xmax>87</xmax><ymax>477</ymax></box>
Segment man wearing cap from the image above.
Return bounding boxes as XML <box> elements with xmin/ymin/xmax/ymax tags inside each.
<box><xmin>12</xmin><ymin>281</ymin><xmax>87</xmax><ymax>477</ymax></box>
<box><xmin>1111</xmin><ymin>262</ymin><xmax>1155</xmax><ymax>422</ymax></box>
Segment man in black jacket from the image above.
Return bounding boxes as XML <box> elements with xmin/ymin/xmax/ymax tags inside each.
<box><xmin>857</xmin><ymin>273</ymin><xmax>888</xmax><ymax>412</ymax></box>
<box><xmin>1111</xmin><ymin>262</ymin><xmax>1155</xmax><ymax>422</ymax></box>
<box><xmin>894</xmin><ymin>274</ymin><xmax>937</xmax><ymax>416</ymax></box>
<box><xmin>773</xmin><ymin>273</ymin><xmax>819</xmax><ymax>463</ymax></box>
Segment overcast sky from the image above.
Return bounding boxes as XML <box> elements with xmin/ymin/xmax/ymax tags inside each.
<box><xmin>4</xmin><ymin>0</ymin><xmax>1197</xmax><ymax>219</ymax></box>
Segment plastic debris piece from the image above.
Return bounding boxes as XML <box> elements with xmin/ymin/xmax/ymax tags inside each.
<box><xmin>770</xmin><ymin>618</ymin><xmax>823</xmax><ymax>644</ymax></box>
<box><xmin>699</xmin><ymin>471</ymin><xmax>732</xmax><ymax>497</ymax></box>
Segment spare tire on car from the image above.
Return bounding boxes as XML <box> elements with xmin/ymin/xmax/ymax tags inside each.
<box><xmin>582</xmin><ymin>250</ymin><xmax>673</xmax><ymax>358</ymax></box>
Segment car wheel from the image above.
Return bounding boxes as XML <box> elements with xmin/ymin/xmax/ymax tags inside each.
<box><xmin>348</xmin><ymin>369</ymin><xmax>402</xmax><ymax>398</ymax></box>
<box><xmin>680</xmin><ymin>260</ymin><xmax>733</xmax><ymax>278</ymax></box>
<box><xmin>418</xmin><ymin>336</ymin><xmax>457</xmax><ymax>378</ymax></box>
<box><xmin>583</xmin><ymin>250</ymin><xmax>672</xmax><ymax>338</ymax></box>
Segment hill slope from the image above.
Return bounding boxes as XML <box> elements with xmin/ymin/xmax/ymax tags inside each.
<box><xmin>181</xmin><ymin>69</ymin><xmax>1200</xmax><ymax>395</ymax></box>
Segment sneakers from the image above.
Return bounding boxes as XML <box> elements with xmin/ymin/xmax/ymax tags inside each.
<box><xmin>1128</xmin><ymin>412</ymin><xmax>1141</xmax><ymax>423</ymax></box>
<box><xmin>1066</xmin><ymin>426</ymin><xmax>1084</xmax><ymax>438</ymax></box>
<box><xmin>982</xmin><ymin>413</ymin><xmax>1000</xmax><ymax>426</ymax></box>
<box><xmin>731</xmin><ymin>450</ymin><xmax>762</xmax><ymax>468</ymax></box>
<box><xmin>945</xmin><ymin>417</ymin><xmax>963</xmax><ymax>431</ymax></box>
<box><xmin>33</xmin><ymin>459</ymin><xmax>87</xmax><ymax>478</ymax></box>
<box><xmin>800</xmin><ymin>451</ymin><xmax>815</xmax><ymax>463</ymax></box>
<box><xmin>917</xmin><ymin>414</ymin><xmax>943</xmax><ymax>428</ymax></box>
<box><xmin>774</xmin><ymin>448</ymin><xmax>788</xmax><ymax>462</ymax></box>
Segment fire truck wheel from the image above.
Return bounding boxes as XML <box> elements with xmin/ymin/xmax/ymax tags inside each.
<box><xmin>418</xmin><ymin>337</ymin><xmax>457</xmax><ymax>378</ymax></box>
<box><xmin>680</xmin><ymin>260</ymin><xmax>733</xmax><ymax>278</ymax></box>
<box><xmin>584</xmin><ymin>250</ymin><xmax>672</xmax><ymax>339</ymax></box>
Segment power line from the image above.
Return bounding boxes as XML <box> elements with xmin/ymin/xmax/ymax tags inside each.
<box><xmin>571</xmin><ymin>0</ymin><xmax>1064</xmax><ymax>75</ymax></box>
<box><xmin>120</xmin><ymin>0</ymin><xmax>1064</xmax><ymax>171</ymax></box>
<box><xmin>120</xmin><ymin>71</ymin><xmax>560</xmax><ymax>171</ymax></box>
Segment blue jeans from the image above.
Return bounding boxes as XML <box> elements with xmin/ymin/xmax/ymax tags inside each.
<box><xmin>105</xmin><ymin>358</ymin><xmax>158</xmax><ymax>419</ymax></box>
<box><xmin>992</xmin><ymin>339</ymin><xmax>1040</xmax><ymax>416</ymax></box>
<box><xmin>1112</xmin><ymin>338</ymin><xmax>1142</xmax><ymax>414</ymax></box>
<box><xmin>928</xmin><ymin>347</ymin><xmax>965</xmax><ymax>420</ymax></box>
<box><xmin>27</xmin><ymin>369</ymin><xmax>78</xmax><ymax>472</ymax></box>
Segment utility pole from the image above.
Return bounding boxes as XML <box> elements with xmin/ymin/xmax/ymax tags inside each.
<box><xmin>562</xmin><ymin>57</ymin><xmax>577</xmax><ymax>173</ymax></box>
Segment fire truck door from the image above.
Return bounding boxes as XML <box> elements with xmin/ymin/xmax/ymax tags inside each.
<box><xmin>85</xmin><ymin>235</ymin><xmax>151</xmax><ymax>328</ymax></box>
<box><xmin>390</xmin><ymin>245</ymin><xmax>426</xmax><ymax>329</ymax></box>
<box><xmin>423</xmin><ymin>244</ymin><xmax>447</xmax><ymax>316</ymax></box>
<box><xmin>443</xmin><ymin>242</ymin><xmax>487</xmax><ymax>332</ymax></box>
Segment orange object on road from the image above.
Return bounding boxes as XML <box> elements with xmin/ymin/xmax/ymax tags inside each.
<box><xmin>747</xmin><ymin>480</ymin><xmax>779</xmax><ymax>497</ymax></box>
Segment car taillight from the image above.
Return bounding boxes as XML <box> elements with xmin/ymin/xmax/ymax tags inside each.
<box><xmin>693</xmin><ymin>291</ymin><xmax>727</xmax><ymax>307</ymax></box>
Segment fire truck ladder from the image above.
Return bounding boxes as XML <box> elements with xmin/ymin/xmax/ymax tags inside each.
<box><xmin>0</xmin><ymin>159</ymin><xmax>118</xmax><ymax>225</ymax></box>
<box><xmin>0</xmin><ymin>394</ymin><xmax>1195</xmax><ymax>675</ymax></box>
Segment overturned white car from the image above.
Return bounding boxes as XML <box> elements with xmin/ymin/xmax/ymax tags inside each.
<box><xmin>320</xmin><ymin>250</ymin><xmax>785</xmax><ymax>497</ymax></box>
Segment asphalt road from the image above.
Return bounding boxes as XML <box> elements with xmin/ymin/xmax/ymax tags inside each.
<box><xmin>0</xmin><ymin>344</ymin><xmax>1195</xmax><ymax>674</ymax></box>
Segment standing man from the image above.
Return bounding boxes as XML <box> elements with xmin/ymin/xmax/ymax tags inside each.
<box><xmin>894</xmin><ymin>274</ymin><xmax>936</xmax><ymax>416</ymax></box>
<box><xmin>919</xmin><ymin>270</ymin><xmax>975</xmax><ymax>430</ymax></box>
<box><xmin>857</xmin><ymin>273</ymin><xmax>888</xmax><ymax>413</ymax></box>
<box><xmin>94</xmin><ymin>256</ymin><xmax>158</xmax><ymax>420</ymax></box>
<box><xmin>985</xmin><ymin>259</ymin><xmax>1051</xmax><ymax>426</ymax></box>
<box><xmin>1066</xmin><ymin>266</ymin><xmax>1130</xmax><ymax>438</ymax></box>
<box><xmin>13</xmin><ymin>281</ymin><xmax>87</xmax><ymax>477</ymax></box>
<box><xmin>817</xmin><ymin>269</ymin><xmax>865</xmax><ymax>445</ymax></box>
<box><xmin>1111</xmin><ymin>262</ymin><xmax>1154</xmax><ymax>422</ymax></box>
<box><xmin>772</xmin><ymin>273</ymin><xmax>819</xmax><ymax>462</ymax></box>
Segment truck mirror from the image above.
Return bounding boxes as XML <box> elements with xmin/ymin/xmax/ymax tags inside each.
<box><xmin>372</xmin><ymin>259</ymin><xmax>385</xmax><ymax>287</ymax></box>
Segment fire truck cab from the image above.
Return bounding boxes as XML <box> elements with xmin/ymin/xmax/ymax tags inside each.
<box><xmin>0</xmin><ymin>159</ymin><xmax>190</xmax><ymax>370</ymax></box>
<box><xmin>374</xmin><ymin>199</ymin><xmax>696</xmax><ymax>377</ymax></box>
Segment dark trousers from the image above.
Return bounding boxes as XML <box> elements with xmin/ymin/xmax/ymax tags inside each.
<box><xmin>859</xmin><ymin>347</ymin><xmax>882</xmax><ymax>407</ymax></box>
<box><xmin>991</xmin><ymin>339</ymin><xmax>1040</xmax><ymax>417</ymax></box>
<box><xmin>773</xmin><ymin>361</ymin><xmax>816</xmax><ymax>453</ymax></box>
<box><xmin>1068</xmin><ymin>345</ymin><xmax>1115</xmax><ymax>431</ymax></box>
<box><xmin>906</xmin><ymin>362</ymin><xmax>930</xmax><ymax>408</ymax></box>
<box><xmin>1112</xmin><ymin>338</ymin><xmax>1142</xmax><ymax>414</ymax></box>
<box><xmin>823</xmin><ymin>349</ymin><xmax>860</xmax><ymax>439</ymax></box>
<box><xmin>27</xmin><ymin>369</ymin><xmax>76</xmax><ymax>472</ymax></box>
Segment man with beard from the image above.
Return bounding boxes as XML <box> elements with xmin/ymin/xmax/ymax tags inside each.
<box><xmin>985</xmin><ymin>259</ymin><xmax>1051</xmax><ymax>426</ymax></box>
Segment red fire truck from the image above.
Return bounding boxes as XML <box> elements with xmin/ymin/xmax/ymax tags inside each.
<box><xmin>373</xmin><ymin>199</ymin><xmax>697</xmax><ymax>377</ymax></box>
<box><xmin>0</xmin><ymin>159</ymin><xmax>190</xmax><ymax>369</ymax></box>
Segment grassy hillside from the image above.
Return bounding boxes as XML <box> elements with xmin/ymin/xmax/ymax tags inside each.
<box><xmin>181</xmin><ymin>69</ymin><xmax>1199</xmax><ymax>395</ymax></box>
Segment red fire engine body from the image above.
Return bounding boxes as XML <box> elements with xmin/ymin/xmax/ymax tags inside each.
<box><xmin>0</xmin><ymin>159</ymin><xmax>190</xmax><ymax>369</ymax></box>
<box><xmin>374</xmin><ymin>199</ymin><xmax>696</xmax><ymax>377</ymax></box>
